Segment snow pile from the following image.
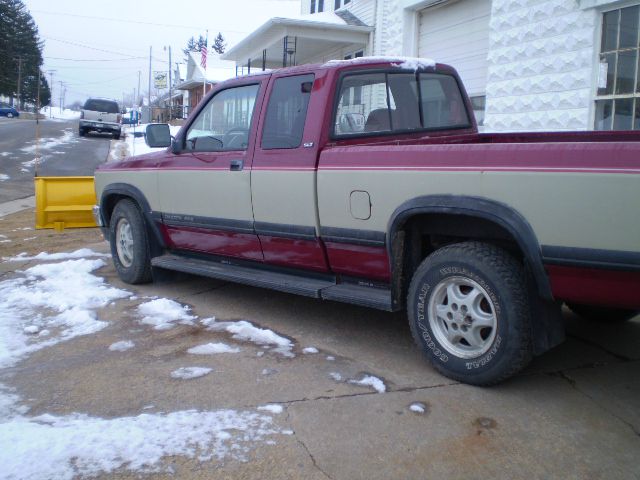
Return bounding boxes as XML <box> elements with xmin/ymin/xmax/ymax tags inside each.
<box><xmin>137</xmin><ymin>298</ymin><xmax>197</xmax><ymax>330</ymax></box>
<box><xmin>349</xmin><ymin>375</ymin><xmax>386</xmax><ymax>393</ymax></box>
<box><xmin>202</xmin><ymin>318</ymin><xmax>294</xmax><ymax>357</ymax></box>
<box><xmin>0</xmin><ymin>408</ymin><xmax>280</xmax><ymax>479</ymax></box>
<box><xmin>4</xmin><ymin>248</ymin><xmax>109</xmax><ymax>262</ymax></box>
<box><xmin>170</xmin><ymin>367</ymin><xmax>213</xmax><ymax>380</ymax></box>
<box><xmin>0</xmin><ymin>257</ymin><xmax>130</xmax><ymax>368</ymax></box>
<box><xmin>40</xmin><ymin>106</ymin><xmax>81</xmax><ymax>120</ymax></box>
<box><xmin>187</xmin><ymin>342</ymin><xmax>240</xmax><ymax>355</ymax></box>
<box><xmin>114</xmin><ymin>124</ymin><xmax>182</xmax><ymax>160</ymax></box>
<box><xmin>0</xmin><ymin>174</ymin><xmax>8</xmax><ymax>181</ymax></box>
<box><xmin>108</xmin><ymin>340</ymin><xmax>135</xmax><ymax>352</ymax></box>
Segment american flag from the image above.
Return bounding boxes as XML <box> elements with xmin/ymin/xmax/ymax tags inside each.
<box><xmin>201</xmin><ymin>42</ymin><xmax>208</xmax><ymax>69</ymax></box>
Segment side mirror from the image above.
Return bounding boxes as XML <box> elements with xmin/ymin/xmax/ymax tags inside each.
<box><xmin>145</xmin><ymin>123</ymin><xmax>171</xmax><ymax>148</ymax></box>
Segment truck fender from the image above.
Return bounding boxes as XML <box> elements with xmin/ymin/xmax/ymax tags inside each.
<box><xmin>387</xmin><ymin>195</ymin><xmax>553</xmax><ymax>301</ymax></box>
<box><xmin>100</xmin><ymin>183</ymin><xmax>166</xmax><ymax>254</ymax></box>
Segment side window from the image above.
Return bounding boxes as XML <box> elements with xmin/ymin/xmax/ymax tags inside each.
<box><xmin>419</xmin><ymin>74</ymin><xmax>470</xmax><ymax>128</ymax></box>
<box><xmin>261</xmin><ymin>74</ymin><xmax>314</xmax><ymax>150</ymax></box>
<box><xmin>185</xmin><ymin>83</ymin><xmax>259</xmax><ymax>152</ymax></box>
<box><xmin>335</xmin><ymin>73</ymin><xmax>390</xmax><ymax>135</ymax></box>
<box><xmin>334</xmin><ymin>71</ymin><xmax>470</xmax><ymax>137</ymax></box>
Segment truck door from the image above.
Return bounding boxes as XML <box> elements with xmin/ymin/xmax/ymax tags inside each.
<box><xmin>251</xmin><ymin>73</ymin><xmax>329</xmax><ymax>272</ymax></box>
<box><xmin>156</xmin><ymin>81</ymin><xmax>264</xmax><ymax>261</ymax></box>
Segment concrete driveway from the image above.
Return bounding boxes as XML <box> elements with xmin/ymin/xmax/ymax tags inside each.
<box><xmin>1</xmin><ymin>207</ymin><xmax>639</xmax><ymax>479</ymax></box>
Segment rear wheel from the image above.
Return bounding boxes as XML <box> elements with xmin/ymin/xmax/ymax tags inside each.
<box><xmin>567</xmin><ymin>303</ymin><xmax>638</xmax><ymax>323</ymax></box>
<box><xmin>113</xmin><ymin>131</ymin><xmax>121</xmax><ymax>140</ymax></box>
<box><xmin>407</xmin><ymin>241</ymin><xmax>532</xmax><ymax>385</ymax></box>
<box><xmin>109</xmin><ymin>199</ymin><xmax>152</xmax><ymax>284</ymax></box>
<box><xmin>78</xmin><ymin>127</ymin><xmax>85</xmax><ymax>137</ymax></box>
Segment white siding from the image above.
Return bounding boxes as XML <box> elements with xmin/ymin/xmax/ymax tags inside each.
<box><xmin>344</xmin><ymin>0</ymin><xmax>376</xmax><ymax>25</ymax></box>
<box><xmin>418</xmin><ymin>0</ymin><xmax>492</xmax><ymax>98</ymax></box>
<box><xmin>484</xmin><ymin>0</ymin><xmax>597</xmax><ymax>132</ymax></box>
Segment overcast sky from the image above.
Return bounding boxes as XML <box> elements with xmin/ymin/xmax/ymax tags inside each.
<box><xmin>22</xmin><ymin>0</ymin><xmax>300</xmax><ymax>106</ymax></box>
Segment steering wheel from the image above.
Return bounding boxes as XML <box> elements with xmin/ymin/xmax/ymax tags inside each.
<box><xmin>223</xmin><ymin>128</ymin><xmax>249</xmax><ymax>149</ymax></box>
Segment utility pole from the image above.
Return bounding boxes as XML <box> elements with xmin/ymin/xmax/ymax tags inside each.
<box><xmin>47</xmin><ymin>70</ymin><xmax>56</xmax><ymax>118</ymax></box>
<box><xmin>59</xmin><ymin>81</ymin><xmax>64</xmax><ymax>114</ymax></box>
<box><xmin>148</xmin><ymin>46</ymin><xmax>152</xmax><ymax>122</ymax></box>
<box><xmin>137</xmin><ymin>70</ymin><xmax>141</xmax><ymax>107</ymax></box>
<box><xmin>168</xmin><ymin>46</ymin><xmax>172</xmax><ymax>121</ymax></box>
<box><xmin>16</xmin><ymin>56</ymin><xmax>22</xmax><ymax>109</ymax></box>
<box><xmin>36</xmin><ymin>69</ymin><xmax>40</xmax><ymax>125</ymax></box>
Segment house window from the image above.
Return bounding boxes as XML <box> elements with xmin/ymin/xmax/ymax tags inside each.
<box><xmin>595</xmin><ymin>6</ymin><xmax>640</xmax><ymax>130</ymax></box>
<box><xmin>334</xmin><ymin>0</ymin><xmax>350</xmax><ymax>9</ymax></box>
<box><xmin>310</xmin><ymin>0</ymin><xmax>324</xmax><ymax>13</ymax></box>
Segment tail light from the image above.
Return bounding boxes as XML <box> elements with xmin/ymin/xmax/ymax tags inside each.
<box><xmin>117</xmin><ymin>113</ymin><xmax>122</xmax><ymax>123</ymax></box>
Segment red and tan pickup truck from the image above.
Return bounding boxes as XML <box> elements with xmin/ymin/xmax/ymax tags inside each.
<box><xmin>94</xmin><ymin>57</ymin><xmax>640</xmax><ymax>385</ymax></box>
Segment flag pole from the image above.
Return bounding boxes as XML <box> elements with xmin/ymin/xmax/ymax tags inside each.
<box><xmin>202</xmin><ymin>30</ymin><xmax>208</xmax><ymax>98</ymax></box>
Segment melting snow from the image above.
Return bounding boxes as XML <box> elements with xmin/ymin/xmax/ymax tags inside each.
<box><xmin>188</xmin><ymin>342</ymin><xmax>240</xmax><ymax>355</ymax></box>
<box><xmin>329</xmin><ymin>372</ymin><xmax>342</xmax><ymax>382</ymax></box>
<box><xmin>0</xmin><ymin>408</ymin><xmax>280</xmax><ymax>479</ymax></box>
<box><xmin>137</xmin><ymin>299</ymin><xmax>197</xmax><ymax>330</ymax></box>
<box><xmin>170</xmin><ymin>367</ymin><xmax>213</xmax><ymax>379</ymax></box>
<box><xmin>203</xmin><ymin>318</ymin><xmax>294</xmax><ymax>357</ymax></box>
<box><xmin>257</xmin><ymin>404</ymin><xmax>283</xmax><ymax>414</ymax></box>
<box><xmin>0</xmin><ymin>174</ymin><xmax>8</xmax><ymax>181</ymax></box>
<box><xmin>108</xmin><ymin>340</ymin><xmax>135</xmax><ymax>352</ymax></box>
<box><xmin>409</xmin><ymin>403</ymin><xmax>426</xmax><ymax>414</ymax></box>
<box><xmin>302</xmin><ymin>347</ymin><xmax>318</xmax><ymax>354</ymax></box>
<box><xmin>349</xmin><ymin>375</ymin><xmax>386</xmax><ymax>393</ymax></box>
<box><xmin>0</xmin><ymin>257</ymin><xmax>130</xmax><ymax>369</ymax></box>
<box><xmin>3</xmin><ymin>248</ymin><xmax>109</xmax><ymax>262</ymax></box>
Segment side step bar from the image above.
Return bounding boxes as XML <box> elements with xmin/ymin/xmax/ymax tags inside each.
<box><xmin>151</xmin><ymin>254</ymin><xmax>394</xmax><ymax>311</ymax></box>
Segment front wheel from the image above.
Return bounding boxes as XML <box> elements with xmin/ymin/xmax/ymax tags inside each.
<box><xmin>407</xmin><ymin>242</ymin><xmax>533</xmax><ymax>386</ymax></box>
<box><xmin>109</xmin><ymin>199</ymin><xmax>152</xmax><ymax>284</ymax></box>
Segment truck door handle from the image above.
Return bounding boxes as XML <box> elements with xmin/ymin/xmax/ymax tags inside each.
<box><xmin>230</xmin><ymin>159</ymin><xmax>244</xmax><ymax>171</ymax></box>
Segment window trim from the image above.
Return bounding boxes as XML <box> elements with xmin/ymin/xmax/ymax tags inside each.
<box><xmin>182</xmin><ymin>82</ymin><xmax>262</xmax><ymax>152</ymax></box>
<box><xmin>330</xmin><ymin>68</ymin><xmax>473</xmax><ymax>141</ymax></box>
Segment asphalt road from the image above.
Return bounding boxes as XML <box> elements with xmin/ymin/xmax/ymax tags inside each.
<box><xmin>0</xmin><ymin>116</ymin><xmax>112</xmax><ymax>203</ymax></box>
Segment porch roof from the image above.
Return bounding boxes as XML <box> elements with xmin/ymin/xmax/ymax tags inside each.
<box><xmin>222</xmin><ymin>13</ymin><xmax>372</xmax><ymax>68</ymax></box>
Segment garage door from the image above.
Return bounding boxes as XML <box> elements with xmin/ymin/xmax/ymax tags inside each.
<box><xmin>418</xmin><ymin>0</ymin><xmax>491</xmax><ymax>98</ymax></box>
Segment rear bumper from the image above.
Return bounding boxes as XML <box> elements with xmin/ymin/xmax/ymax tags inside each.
<box><xmin>80</xmin><ymin>120</ymin><xmax>120</xmax><ymax>133</ymax></box>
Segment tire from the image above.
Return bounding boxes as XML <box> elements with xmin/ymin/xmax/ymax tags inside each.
<box><xmin>407</xmin><ymin>241</ymin><xmax>533</xmax><ymax>386</ymax></box>
<box><xmin>567</xmin><ymin>303</ymin><xmax>638</xmax><ymax>323</ymax></box>
<box><xmin>109</xmin><ymin>199</ymin><xmax>152</xmax><ymax>284</ymax></box>
<box><xmin>79</xmin><ymin>127</ymin><xmax>85</xmax><ymax>137</ymax></box>
<box><xmin>113</xmin><ymin>131</ymin><xmax>121</xmax><ymax>140</ymax></box>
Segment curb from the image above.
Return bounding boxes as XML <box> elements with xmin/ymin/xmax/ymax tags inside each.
<box><xmin>0</xmin><ymin>196</ymin><xmax>35</xmax><ymax>218</ymax></box>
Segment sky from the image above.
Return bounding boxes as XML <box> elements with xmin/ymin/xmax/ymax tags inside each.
<box><xmin>22</xmin><ymin>0</ymin><xmax>300</xmax><ymax>106</ymax></box>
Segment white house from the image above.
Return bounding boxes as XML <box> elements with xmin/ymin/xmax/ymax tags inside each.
<box><xmin>223</xmin><ymin>0</ymin><xmax>640</xmax><ymax>132</ymax></box>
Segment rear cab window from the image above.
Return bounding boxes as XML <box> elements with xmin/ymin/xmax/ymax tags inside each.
<box><xmin>83</xmin><ymin>99</ymin><xmax>119</xmax><ymax>113</ymax></box>
<box><xmin>333</xmin><ymin>70</ymin><xmax>470</xmax><ymax>137</ymax></box>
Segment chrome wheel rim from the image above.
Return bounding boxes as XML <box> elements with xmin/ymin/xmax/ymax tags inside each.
<box><xmin>115</xmin><ymin>218</ymin><xmax>134</xmax><ymax>268</ymax></box>
<box><xmin>428</xmin><ymin>276</ymin><xmax>497</xmax><ymax>359</ymax></box>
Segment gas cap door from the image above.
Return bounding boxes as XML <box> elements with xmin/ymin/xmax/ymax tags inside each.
<box><xmin>350</xmin><ymin>190</ymin><xmax>371</xmax><ymax>220</ymax></box>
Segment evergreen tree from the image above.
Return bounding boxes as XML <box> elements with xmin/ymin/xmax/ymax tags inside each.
<box><xmin>0</xmin><ymin>0</ymin><xmax>47</xmax><ymax>108</ymax></box>
<box><xmin>183</xmin><ymin>35</ymin><xmax>208</xmax><ymax>58</ymax></box>
<box><xmin>212</xmin><ymin>33</ymin><xmax>226</xmax><ymax>54</ymax></box>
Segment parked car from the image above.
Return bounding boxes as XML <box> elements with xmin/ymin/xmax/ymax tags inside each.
<box><xmin>79</xmin><ymin>98</ymin><xmax>121</xmax><ymax>139</ymax></box>
<box><xmin>94</xmin><ymin>58</ymin><xmax>640</xmax><ymax>386</ymax></box>
<box><xmin>0</xmin><ymin>104</ymin><xmax>19</xmax><ymax>118</ymax></box>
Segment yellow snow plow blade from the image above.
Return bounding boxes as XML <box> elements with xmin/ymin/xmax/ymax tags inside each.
<box><xmin>34</xmin><ymin>176</ymin><xmax>97</xmax><ymax>230</ymax></box>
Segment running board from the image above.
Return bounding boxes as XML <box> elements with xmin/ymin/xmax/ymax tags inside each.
<box><xmin>320</xmin><ymin>284</ymin><xmax>393</xmax><ymax>311</ymax></box>
<box><xmin>151</xmin><ymin>254</ymin><xmax>394</xmax><ymax>310</ymax></box>
<box><xmin>151</xmin><ymin>254</ymin><xmax>334</xmax><ymax>298</ymax></box>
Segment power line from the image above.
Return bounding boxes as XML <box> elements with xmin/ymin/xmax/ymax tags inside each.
<box><xmin>42</xmin><ymin>36</ymin><xmax>143</xmax><ymax>58</ymax></box>
<box><xmin>32</xmin><ymin>9</ymin><xmax>249</xmax><ymax>35</ymax></box>
<box><xmin>44</xmin><ymin>56</ymin><xmax>146</xmax><ymax>62</ymax></box>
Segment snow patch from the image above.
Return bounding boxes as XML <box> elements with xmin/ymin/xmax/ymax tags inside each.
<box><xmin>409</xmin><ymin>403</ymin><xmax>426</xmax><ymax>414</ymax></box>
<box><xmin>137</xmin><ymin>299</ymin><xmax>197</xmax><ymax>330</ymax></box>
<box><xmin>0</xmin><ymin>257</ymin><xmax>130</xmax><ymax>368</ymax></box>
<box><xmin>0</xmin><ymin>174</ymin><xmax>8</xmax><ymax>181</ymax></box>
<box><xmin>349</xmin><ymin>375</ymin><xmax>386</xmax><ymax>393</ymax></box>
<box><xmin>0</xmin><ymin>408</ymin><xmax>282</xmax><ymax>479</ymax></box>
<box><xmin>257</xmin><ymin>404</ymin><xmax>283</xmax><ymax>414</ymax></box>
<box><xmin>203</xmin><ymin>318</ymin><xmax>294</xmax><ymax>357</ymax></box>
<box><xmin>187</xmin><ymin>342</ymin><xmax>240</xmax><ymax>355</ymax></box>
<box><xmin>108</xmin><ymin>340</ymin><xmax>135</xmax><ymax>352</ymax></box>
<box><xmin>23</xmin><ymin>326</ymin><xmax>39</xmax><ymax>335</ymax></box>
<box><xmin>3</xmin><ymin>248</ymin><xmax>109</xmax><ymax>262</ymax></box>
<box><xmin>329</xmin><ymin>372</ymin><xmax>342</xmax><ymax>382</ymax></box>
<box><xmin>325</xmin><ymin>56</ymin><xmax>436</xmax><ymax>71</ymax></box>
<box><xmin>302</xmin><ymin>347</ymin><xmax>318</xmax><ymax>354</ymax></box>
<box><xmin>170</xmin><ymin>367</ymin><xmax>212</xmax><ymax>379</ymax></box>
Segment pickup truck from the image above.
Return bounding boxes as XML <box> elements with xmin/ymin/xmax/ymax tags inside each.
<box><xmin>94</xmin><ymin>57</ymin><xmax>640</xmax><ymax>385</ymax></box>
<box><xmin>79</xmin><ymin>98</ymin><xmax>122</xmax><ymax>139</ymax></box>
